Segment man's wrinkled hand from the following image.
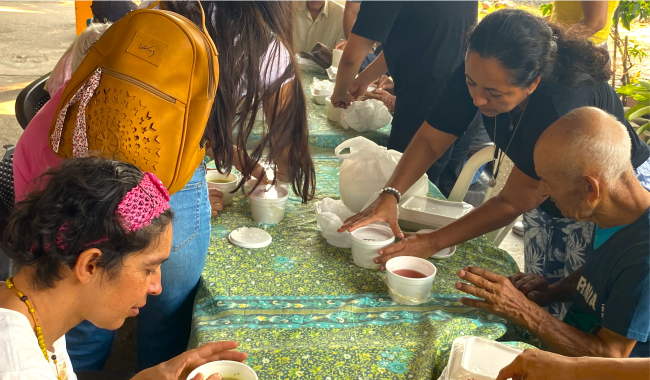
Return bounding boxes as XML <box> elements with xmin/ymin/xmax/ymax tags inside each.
<box><xmin>456</xmin><ymin>267</ymin><xmax>540</xmax><ymax>326</ymax></box>
<box><xmin>509</xmin><ymin>272</ymin><xmax>552</xmax><ymax>306</ymax></box>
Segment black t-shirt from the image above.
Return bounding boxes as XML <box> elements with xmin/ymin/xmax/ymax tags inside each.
<box><xmin>427</xmin><ymin>62</ymin><xmax>650</xmax><ymax>218</ymax></box>
<box><xmin>352</xmin><ymin>1</ymin><xmax>478</xmax><ymax>134</ymax></box>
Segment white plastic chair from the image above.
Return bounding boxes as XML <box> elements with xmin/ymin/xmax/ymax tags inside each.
<box><xmin>447</xmin><ymin>145</ymin><xmax>517</xmax><ymax>247</ymax></box>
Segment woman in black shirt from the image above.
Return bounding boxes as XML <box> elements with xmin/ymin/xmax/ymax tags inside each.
<box><xmin>339</xmin><ymin>9</ymin><xmax>650</xmax><ymax>318</ymax></box>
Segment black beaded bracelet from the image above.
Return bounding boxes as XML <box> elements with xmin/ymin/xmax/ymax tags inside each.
<box><xmin>380</xmin><ymin>186</ymin><xmax>401</xmax><ymax>202</ymax></box>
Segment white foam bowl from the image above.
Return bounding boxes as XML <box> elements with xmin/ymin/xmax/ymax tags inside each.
<box><xmin>350</xmin><ymin>224</ymin><xmax>395</xmax><ymax>269</ymax></box>
<box><xmin>186</xmin><ymin>360</ymin><xmax>257</xmax><ymax>380</ymax></box>
<box><xmin>248</xmin><ymin>185</ymin><xmax>289</xmax><ymax>225</ymax></box>
<box><xmin>206</xmin><ymin>171</ymin><xmax>240</xmax><ymax>205</ymax></box>
<box><xmin>325</xmin><ymin>96</ymin><xmax>343</xmax><ymax>122</ymax></box>
<box><xmin>385</xmin><ymin>256</ymin><xmax>436</xmax><ymax>305</ymax></box>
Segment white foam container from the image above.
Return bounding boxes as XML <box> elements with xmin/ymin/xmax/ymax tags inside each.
<box><xmin>332</xmin><ymin>48</ymin><xmax>343</xmax><ymax>67</ymax></box>
<box><xmin>445</xmin><ymin>336</ymin><xmax>522</xmax><ymax>380</ymax></box>
<box><xmin>398</xmin><ymin>196</ymin><xmax>474</xmax><ymax>230</ymax></box>
<box><xmin>350</xmin><ymin>224</ymin><xmax>395</xmax><ymax>269</ymax></box>
<box><xmin>311</xmin><ymin>87</ymin><xmax>333</xmax><ymax>105</ymax></box>
<box><xmin>248</xmin><ymin>185</ymin><xmax>289</xmax><ymax>224</ymax></box>
<box><xmin>385</xmin><ymin>256</ymin><xmax>436</xmax><ymax>305</ymax></box>
<box><xmin>205</xmin><ymin>171</ymin><xmax>240</xmax><ymax>205</ymax></box>
<box><xmin>327</xmin><ymin>65</ymin><xmax>338</xmax><ymax>81</ymax></box>
<box><xmin>325</xmin><ymin>96</ymin><xmax>343</xmax><ymax>122</ymax></box>
<box><xmin>187</xmin><ymin>360</ymin><xmax>258</xmax><ymax>380</ymax></box>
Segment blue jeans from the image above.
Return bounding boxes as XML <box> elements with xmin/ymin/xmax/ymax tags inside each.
<box><xmin>67</xmin><ymin>163</ymin><xmax>211</xmax><ymax>370</ymax></box>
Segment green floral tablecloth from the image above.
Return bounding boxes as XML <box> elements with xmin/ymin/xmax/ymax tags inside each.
<box><xmin>249</xmin><ymin>70</ymin><xmax>391</xmax><ymax>149</ymax></box>
<box><xmin>190</xmin><ymin>156</ymin><xmax>522</xmax><ymax>379</ymax></box>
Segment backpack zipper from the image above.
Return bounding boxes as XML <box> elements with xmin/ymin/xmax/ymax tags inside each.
<box><xmin>201</xmin><ymin>35</ymin><xmax>216</xmax><ymax>98</ymax></box>
<box><xmin>102</xmin><ymin>67</ymin><xmax>176</xmax><ymax>104</ymax></box>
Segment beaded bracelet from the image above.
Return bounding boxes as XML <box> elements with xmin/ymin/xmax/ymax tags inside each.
<box><xmin>380</xmin><ymin>186</ymin><xmax>401</xmax><ymax>202</ymax></box>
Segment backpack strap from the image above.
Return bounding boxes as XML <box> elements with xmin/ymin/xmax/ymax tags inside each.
<box><xmin>51</xmin><ymin>68</ymin><xmax>103</xmax><ymax>157</ymax></box>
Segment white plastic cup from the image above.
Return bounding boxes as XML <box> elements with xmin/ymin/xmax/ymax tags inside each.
<box><xmin>350</xmin><ymin>224</ymin><xmax>395</xmax><ymax>269</ymax></box>
<box><xmin>326</xmin><ymin>96</ymin><xmax>343</xmax><ymax>122</ymax></box>
<box><xmin>385</xmin><ymin>256</ymin><xmax>436</xmax><ymax>305</ymax></box>
<box><xmin>186</xmin><ymin>360</ymin><xmax>258</xmax><ymax>380</ymax></box>
<box><xmin>206</xmin><ymin>171</ymin><xmax>239</xmax><ymax>205</ymax></box>
<box><xmin>248</xmin><ymin>185</ymin><xmax>289</xmax><ymax>224</ymax></box>
<box><xmin>332</xmin><ymin>48</ymin><xmax>343</xmax><ymax>67</ymax></box>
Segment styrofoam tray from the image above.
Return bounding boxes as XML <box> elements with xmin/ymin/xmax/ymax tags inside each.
<box><xmin>399</xmin><ymin>196</ymin><xmax>473</xmax><ymax>230</ymax></box>
<box><xmin>446</xmin><ymin>336</ymin><xmax>522</xmax><ymax>380</ymax></box>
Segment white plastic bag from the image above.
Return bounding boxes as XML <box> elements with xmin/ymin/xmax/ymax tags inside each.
<box><xmin>335</xmin><ymin>137</ymin><xmax>429</xmax><ymax>213</ymax></box>
<box><xmin>341</xmin><ymin>99</ymin><xmax>392</xmax><ymax>132</ymax></box>
<box><xmin>314</xmin><ymin>198</ymin><xmax>356</xmax><ymax>248</ymax></box>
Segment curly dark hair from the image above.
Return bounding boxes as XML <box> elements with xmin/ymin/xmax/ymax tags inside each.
<box><xmin>468</xmin><ymin>9</ymin><xmax>611</xmax><ymax>88</ymax></box>
<box><xmin>1</xmin><ymin>157</ymin><xmax>173</xmax><ymax>290</ymax></box>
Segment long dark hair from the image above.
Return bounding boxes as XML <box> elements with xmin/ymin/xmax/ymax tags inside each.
<box><xmin>161</xmin><ymin>1</ymin><xmax>315</xmax><ymax>202</ymax></box>
<box><xmin>468</xmin><ymin>9</ymin><xmax>611</xmax><ymax>87</ymax></box>
<box><xmin>2</xmin><ymin>158</ymin><xmax>173</xmax><ymax>290</ymax></box>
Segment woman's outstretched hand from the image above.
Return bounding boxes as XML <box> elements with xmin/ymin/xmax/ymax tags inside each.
<box><xmin>132</xmin><ymin>341</ymin><xmax>247</xmax><ymax>380</ymax></box>
<box><xmin>338</xmin><ymin>193</ymin><xmax>403</xmax><ymax>238</ymax></box>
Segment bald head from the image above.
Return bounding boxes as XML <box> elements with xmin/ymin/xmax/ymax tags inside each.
<box><xmin>535</xmin><ymin>107</ymin><xmax>633</xmax><ymax>186</ymax></box>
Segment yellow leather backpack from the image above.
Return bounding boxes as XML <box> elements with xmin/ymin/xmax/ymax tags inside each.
<box><xmin>49</xmin><ymin>3</ymin><xmax>218</xmax><ymax>194</ymax></box>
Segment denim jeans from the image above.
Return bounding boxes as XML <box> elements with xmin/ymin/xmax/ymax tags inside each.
<box><xmin>67</xmin><ymin>163</ymin><xmax>211</xmax><ymax>370</ymax></box>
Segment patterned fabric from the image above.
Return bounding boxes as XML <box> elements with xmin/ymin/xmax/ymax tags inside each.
<box><xmin>190</xmin><ymin>156</ymin><xmax>524</xmax><ymax>379</ymax></box>
<box><xmin>523</xmin><ymin>157</ymin><xmax>650</xmax><ymax>319</ymax></box>
<box><xmin>116</xmin><ymin>172</ymin><xmax>170</xmax><ymax>231</ymax></box>
<box><xmin>249</xmin><ymin>70</ymin><xmax>391</xmax><ymax>149</ymax></box>
<box><xmin>51</xmin><ymin>68</ymin><xmax>102</xmax><ymax>156</ymax></box>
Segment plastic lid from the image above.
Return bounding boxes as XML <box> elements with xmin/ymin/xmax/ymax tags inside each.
<box><xmin>229</xmin><ymin>227</ymin><xmax>272</xmax><ymax>249</ymax></box>
<box><xmin>351</xmin><ymin>225</ymin><xmax>394</xmax><ymax>245</ymax></box>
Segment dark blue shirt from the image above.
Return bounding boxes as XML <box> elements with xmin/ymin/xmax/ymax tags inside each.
<box><xmin>563</xmin><ymin>208</ymin><xmax>650</xmax><ymax>357</ymax></box>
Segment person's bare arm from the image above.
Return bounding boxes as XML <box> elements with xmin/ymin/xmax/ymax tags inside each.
<box><xmin>373</xmin><ymin>166</ymin><xmax>546</xmax><ymax>264</ymax></box>
<box><xmin>497</xmin><ymin>349</ymin><xmax>650</xmax><ymax>380</ymax></box>
<box><xmin>343</xmin><ymin>1</ymin><xmax>361</xmax><ymax>40</ymax></box>
<box><xmin>458</xmin><ymin>267</ymin><xmax>638</xmax><ymax>358</ymax></box>
<box><xmin>339</xmin><ymin>123</ymin><xmax>456</xmax><ymax>236</ymax></box>
<box><xmin>331</xmin><ymin>33</ymin><xmax>376</xmax><ymax>108</ymax></box>
<box><xmin>578</xmin><ymin>1</ymin><xmax>609</xmax><ymax>36</ymax></box>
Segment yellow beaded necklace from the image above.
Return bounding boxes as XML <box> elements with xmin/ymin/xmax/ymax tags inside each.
<box><xmin>6</xmin><ymin>277</ymin><xmax>62</xmax><ymax>380</ymax></box>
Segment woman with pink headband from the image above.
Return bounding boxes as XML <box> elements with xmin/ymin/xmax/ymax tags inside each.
<box><xmin>0</xmin><ymin>157</ymin><xmax>246</xmax><ymax>380</ymax></box>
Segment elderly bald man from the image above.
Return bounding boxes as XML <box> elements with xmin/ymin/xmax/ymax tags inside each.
<box><xmin>455</xmin><ymin>107</ymin><xmax>650</xmax><ymax>358</ymax></box>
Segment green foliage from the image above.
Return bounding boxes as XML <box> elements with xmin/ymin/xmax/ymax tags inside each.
<box><xmin>539</xmin><ymin>2</ymin><xmax>553</xmax><ymax>17</ymax></box>
<box><xmin>617</xmin><ymin>80</ymin><xmax>650</xmax><ymax>139</ymax></box>
<box><xmin>615</xmin><ymin>1</ymin><xmax>650</xmax><ymax>30</ymax></box>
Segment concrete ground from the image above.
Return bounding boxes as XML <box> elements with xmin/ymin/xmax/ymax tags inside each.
<box><xmin>0</xmin><ymin>1</ymin><xmax>525</xmax><ymax>373</ymax></box>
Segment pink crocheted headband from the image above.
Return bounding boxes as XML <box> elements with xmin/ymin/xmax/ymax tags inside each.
<box><xmin>116</xmin><ymin>172</ymin><xmax>171</xmax><ymax>232</ymax></box>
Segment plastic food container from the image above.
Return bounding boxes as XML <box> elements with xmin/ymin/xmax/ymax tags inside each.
<box><xmin>248</xmin><ymin>185</ymin><xmax>289</xmax><ymax>225</ymax></box>
<box><xmin>444</xmin><ymin>336</ymin><xmax>522</xmax><ymax>380</ymax></box>
<box><xmin>327</xmin><ymin>65</ymin><xmax>338</xmax><ymax>81</ymax></box>
<box><xmin>385</xmin><ymin>256</ymin><xmax>436</xmax><ymax>305</ymax></box>
<box><xmin>186</xmin><ymin>360</ymin><xmax>258</xmax><ymax>380</ymax></box>
<box><xmin>325</xmin><ymin>96</ymin><xmax>343</xmax><ymax>122</ymax></box>
<box><xmin>332</xmin><ymin>48</ymin><xmax>343</xmax><ymax>67</ymax></box>
<box><xmin>398</xmin><ymin>196</ymin><xmax>474</xmax><ymax>231</ymax></box>
<box><xmin>205</xmin><ymin>171</ymin><xmax>239</xmax><ymax>205</ymax></box>
<box><xmin>310</xmin><ymin>79</ymin><xmax>334</xmax><ymax>105</ymax></box>
<box><xmin>350</xmin><ymin>224</ymin><xmax>395</xmax><ymax>269</ymax></box>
